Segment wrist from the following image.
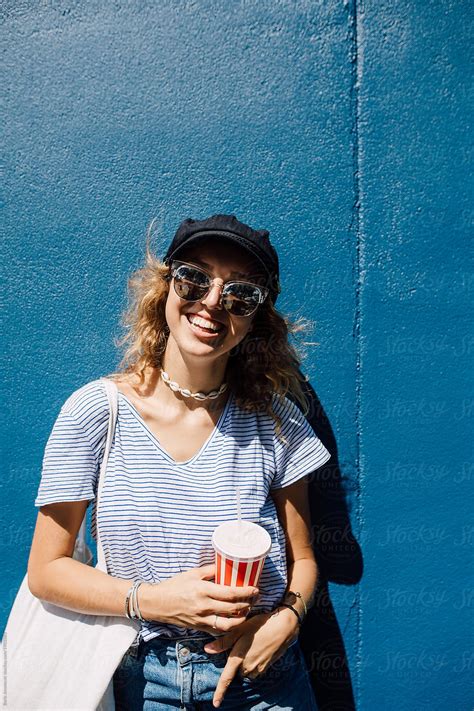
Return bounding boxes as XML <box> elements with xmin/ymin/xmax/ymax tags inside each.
<box><xmin>282</xmin><ymin>590</ymin><xmax>308</xmax><ymax>623</ymax></box>
<box><xmin>135</xmin><ymin>581</ymin><xmax>166</xmax><ymax>623</ymax></box>
<box><xmin>268</xmin><ymin>605</ymin><xmax>301</xmax><ymax>639</ymax></box>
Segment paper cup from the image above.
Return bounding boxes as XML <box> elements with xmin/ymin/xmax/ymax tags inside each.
<box><xmin>212</xmin><ymin>520</ymin><xmax>272</xmax><ymax>587</ymax></box>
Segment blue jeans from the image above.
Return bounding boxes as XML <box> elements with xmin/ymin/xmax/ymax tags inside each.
<box><xmin>112</xmin><ymin>631</ymin><xmax>318</xmax><ymax>710</ymax></box>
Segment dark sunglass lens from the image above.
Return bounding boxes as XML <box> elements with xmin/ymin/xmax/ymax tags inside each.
<box><xmin>223</xmin><ymin>284</ymin><xmax>261</xmax><ymax>316</ymax></box>
<box><xmin>173</xmin><ymin>265</ymin><xmax>209</xmax><ymax>300</ymax></box>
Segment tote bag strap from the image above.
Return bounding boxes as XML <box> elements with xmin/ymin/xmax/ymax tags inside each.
<box><xmin>77</xmin><ymin>377</ymin><xmax>118</xmax><ymax>572</ymax></box>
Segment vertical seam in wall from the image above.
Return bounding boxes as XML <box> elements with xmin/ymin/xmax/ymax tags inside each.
<box><xmin>348</xmin><ymin>0</ymin><xmax>364</xmax><ymax>706</ymax></box>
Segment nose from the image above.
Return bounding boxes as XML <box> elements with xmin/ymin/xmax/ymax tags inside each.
<box><xmin>201</xmin><ymin>278</ymin><xmax>225</xmax><ymax>310</ymax></box>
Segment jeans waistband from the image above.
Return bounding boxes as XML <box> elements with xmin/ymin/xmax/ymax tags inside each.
<box><xmin>148</xmin><ymin>632</ymin><xmax>217</xmax><ymax>643</ymax></box>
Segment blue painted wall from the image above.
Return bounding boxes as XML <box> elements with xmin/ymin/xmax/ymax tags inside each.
<box><xmin>356</xmin><ymin>3</ymin><xmax>472</xmax><ymax>709</ymax></box>
<box><xmin>2</xmin><ymin>2</ymin><xmax>471</xmax><ymax>709</ymax></box>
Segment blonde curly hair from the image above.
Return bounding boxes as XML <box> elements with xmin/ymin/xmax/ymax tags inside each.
<box><xmin>106</xmin><ymin>224</ymin><xmax>318</xmax><ymax>444</ymax></box>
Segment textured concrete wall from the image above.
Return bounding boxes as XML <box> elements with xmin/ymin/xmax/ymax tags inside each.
<box><xmin>2</xmin><ymin>2</ymin><xmax>471</xmax><ymax>709</ymax></box>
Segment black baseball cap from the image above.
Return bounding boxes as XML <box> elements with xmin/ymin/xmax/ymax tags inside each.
<box><xmin>163</xmin><ymin>214</ymin><xmax>281</xmax><ymax>304</ymax></box>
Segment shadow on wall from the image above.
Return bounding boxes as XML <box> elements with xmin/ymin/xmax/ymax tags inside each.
<box><xmin>288</xmin><ymin>370</ymin><xmax>363</xmax><ymax>711</ymax></box>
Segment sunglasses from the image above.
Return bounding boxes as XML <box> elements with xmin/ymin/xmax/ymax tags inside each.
<box><xmin>168</xmin><ymin>260</ymin><xmax>269</xmax><ymax>317</ymax></box>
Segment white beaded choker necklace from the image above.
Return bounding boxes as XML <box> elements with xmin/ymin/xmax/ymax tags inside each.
<box><xmin>160</xmin><ymin>369</ymin><xmax>228</xmax><ymax>401</ymax></box>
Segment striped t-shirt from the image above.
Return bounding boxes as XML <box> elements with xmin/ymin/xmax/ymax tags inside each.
<box><xmin>34</xmin><ymin>378</ymin><xmax>331</xmax><ymax>644</ymax></box>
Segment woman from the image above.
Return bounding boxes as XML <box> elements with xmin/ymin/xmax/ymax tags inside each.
<box><xmin>29</xmin><ymin>214</ymin><xmax>331</xmax><ymax>710</ymax></box>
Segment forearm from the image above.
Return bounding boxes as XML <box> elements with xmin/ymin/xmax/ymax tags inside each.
<box><xmin>28</xmin><ymin>556</ymin><xmax>136</xmax><ymax>618</ymax></box>
<box><xmin>261</xmin><ymin>556</ymin><xmax>318</xmax><ymax>638</ymax></box>
<box><xmin>286</xmin><ymin>556</ymin><xmax>318</xmax><ymax>605</ymax></box>
<box><xmin>280</xmin><ymin>555</ymin><xmax>318</xmax><ymax>619</ymax></box>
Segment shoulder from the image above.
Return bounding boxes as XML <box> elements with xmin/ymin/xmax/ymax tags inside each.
<box><xmin>270</xmin><ymin>392</ymin><xmax>306</xmax><ymax>424</ymax></box>
<box><xmin>234</xmin><ymin>392</ymin><xmax>305</xmax><ymax>425</ymax></box>
<box><xmin>232</xmin><ymin>392</ymin><xmax>308</xmax><ymax>438</ymax></box>
<box><xmin>60</xmin><ymin>378</ymin><xmax>110</xmax><ymax>431</ymax></box>
<box><xmin>268</xmin><ymin>391</ymin><xmax>321</xmax><ymax>449</ymax></box>
<box><xmin>235</xmin><ymin>392</ymin><xmax>311</xmax><ymax>447</ymax></box>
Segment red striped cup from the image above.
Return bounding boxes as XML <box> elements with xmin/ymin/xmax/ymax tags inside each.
<box><xmin>212</xmin><ymin>520</ymin><xmax>272</xmax><ymax>587</ymax></box>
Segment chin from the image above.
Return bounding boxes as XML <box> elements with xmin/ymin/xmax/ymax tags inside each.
<box><xmin>173</xmin><ymin>328</ymin><xmax>229</xmax><ymax>358</ymax></box>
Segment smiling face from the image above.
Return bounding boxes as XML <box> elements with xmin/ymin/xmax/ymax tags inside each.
<box><xmin>164</xmin><ymin>238</ymin><xmax>265</xmax><ymax>364</ymax></box>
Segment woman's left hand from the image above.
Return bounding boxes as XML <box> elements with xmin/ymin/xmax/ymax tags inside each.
<box><xmin>203</xmin><ymin>607</ymin><xmax>299</xmax><ymax>708</ymax></box>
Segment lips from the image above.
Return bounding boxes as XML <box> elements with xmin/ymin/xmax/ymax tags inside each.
<box><xmin>185</xmin><ymin>313</ymin><xmax>227</xmax><ymax>338</ymax></box>
<box><xmin>186</xmin><ymin>313</ymin><xmax>226</xmax><ymax>331</ymax></box>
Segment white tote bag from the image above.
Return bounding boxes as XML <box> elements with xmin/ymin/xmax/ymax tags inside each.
<box><xmin>1</xmin><ymin>378</ymin><xmax>141</xmax><ymax>710</ymax></box>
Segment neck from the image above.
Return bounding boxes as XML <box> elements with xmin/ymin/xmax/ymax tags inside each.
<box><xmin>157</xmin><ymin>338</ymin><xmax>230</xmax><ymax>411</ymax></box>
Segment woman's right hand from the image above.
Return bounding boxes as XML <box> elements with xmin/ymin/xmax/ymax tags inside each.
<box><xmin>138</xmin><ymin>564</ymin><xmax>260</xmax><ymax>635</ymax></box>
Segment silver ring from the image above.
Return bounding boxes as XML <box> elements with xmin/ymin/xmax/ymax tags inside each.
<box><xmin>212</xmin><ymin>614</ymin><xmax>219</xmax><ymax>630</ymax></box>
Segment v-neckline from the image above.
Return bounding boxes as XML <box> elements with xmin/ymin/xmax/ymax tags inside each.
<box><xmin>117</xmin><ymin>389</ymin><xmax>234</xmax><ymax>466</ymax></box>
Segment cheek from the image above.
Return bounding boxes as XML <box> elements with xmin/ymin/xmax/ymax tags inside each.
<box><xmin>164</xmin><ymin>298</ymin><xmax>172</xmax><ymax>327</ymax></box>
<box><xmin>230</xmin><ymin>318</ymin><xmax>254</xmax><ymax>344</ymax></box>
<box><xmin>164</xmin><ymin>293</ymin><xmax>181</xmax><ymax>331</ymax></box>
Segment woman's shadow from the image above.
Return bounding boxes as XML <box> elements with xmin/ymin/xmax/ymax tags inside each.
<box><xmin>286</xmin><ymin>370</ymin><xmax>363</xmax><ymax>711</ymax></box>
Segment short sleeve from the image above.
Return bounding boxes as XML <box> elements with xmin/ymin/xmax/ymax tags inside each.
<box><xmin>34</xmin><ymin>379</ymin><xmax>110</xmax><ymax>508</ymax></box>
<box><xmin>270</xmin><ymin>395</ymin><xmax>331</xmax><ymax>491</ymax></box>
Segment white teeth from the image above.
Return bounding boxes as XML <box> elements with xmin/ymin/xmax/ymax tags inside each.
<box><xmin>188</xmin><ymin>315</ymin><xmax>222</xmax><ymax>332</ymax></box>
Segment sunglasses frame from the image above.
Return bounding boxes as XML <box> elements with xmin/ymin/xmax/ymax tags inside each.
<box><xmin>168</xmin><ymin>259</ymin><xmax>270</xmax><ymax>317</ymax></box>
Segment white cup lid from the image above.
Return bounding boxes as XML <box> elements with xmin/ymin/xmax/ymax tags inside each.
<box><xmin>212</xmin><ymin>520</ymin><xmax>272</xmax><ymax>560</ymax></box>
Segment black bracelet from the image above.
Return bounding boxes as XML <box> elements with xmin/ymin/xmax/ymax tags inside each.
<box><xmin>284</xmin><ymin>590</ymin><xmax>308</xmax><ymax>618</ymax></box>
<box><xmin>276</xmin><ymin>602</ymin><xmax>303</xmax><ymax>626</ymax></box>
